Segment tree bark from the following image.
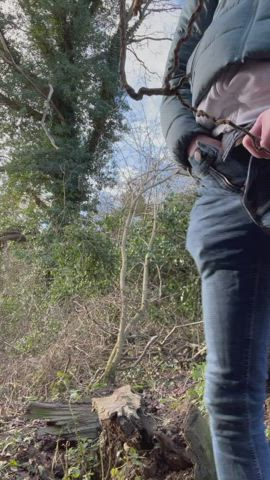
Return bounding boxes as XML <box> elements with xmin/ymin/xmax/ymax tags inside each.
<box><xmin>183</xmin><ymin>407</ymin><xmax>217</xmax><ymax>480</ymax></box>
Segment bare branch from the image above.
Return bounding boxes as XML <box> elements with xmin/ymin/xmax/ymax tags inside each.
<box><xmin>25</xmin><ymin>188</ymin><xmax>50</xmax><ymax>209</ymax></box>
<box><xmin>102</xmin><ymin>163</ymin><xmax>176</xmax><ymax>381</ymax></box>
<box><xmin>127</xmin><ymin>0</ymin><xmax>153</xmax><ymax>38</ymax></box>
<box><xmin>131</xmin><ymin>36</ymin><xmax>172</xmax><ymax>43</ymax></box>
<box><xmin>186</xmin><ymin>345</ymin><xmax>207</xmax><ymax>362</ymax></box>
<box><xmin>127</xmin><ymin>47</ymin><xmax>157</xmax><ymax>75</ymax></box>
<box><xmin>0</xmin><ymin>91</ymin><xmax>42</xmax><ymax>120</ymax></box>
<box><xmin>160</xmin><ymin>321</ymin><xmax>204</xmax><ymax>346</ymax></box>
<box><xmin>0</xmin><ymin>29</ymin><xmax>65</xmax><ymax>123</ymax></box>
<box><xmin>41</xmin><ymin>84</ymin><xmax>59</xmax><ymax>150</ymax></box>
<box><xmin>141</xmin><ymin>203</ymin><xmax>157</xmax><ymax>311</ymax></box>
<box><xmin>156</xmin><ymin>264</ymin><xmax>163</xmax><ymax>299</ymax></box>
<box><xmin>176</xmin><ymin>75</ymin><xmax>270</xmax><ymax>155</ymax></box>
<box><xmin>122</xmin><ymin>335</ymin><xmax>158</xmax><ymax>370</ymax></box>
<box><xmin>131</xmin><ymin>0</ymin><xmax>144</xmax><ymax>17</ymax></box>
<box><xmin>147</xmin><ymin>7</ymin><xmax>181</xmax><ymax>12</ymax></box>
<box><xmin>119</xmin><ymin>0</ymin><xmax>172</xmax><ymax>100</ymax></box>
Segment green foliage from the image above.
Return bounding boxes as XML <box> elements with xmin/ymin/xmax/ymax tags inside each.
<box><xmin>0</xmin><ymin>190</ymin><xmax>203</xmax><ymax>400</ymax></box>
<box><xmin>124</xmin><ymin>193</ymin><xmax>201</xmax><ymax>320</ymax></box>
<box><xmin>63</xmin><ymin>439</ymin><xmax>98</xmax><ymax>479</ymax></box>
<box><xmin>51</xmin><ymin>370</ymin><xmax>74</xmax><ymax>396</ymax></box>
<box><xmin>0</xmin><ymin>0</ymin><xmax>128</xmax><ymax>225</ymax></box>
<box><xmin>36</xmin><ymin>219</ymin><xmax>118</xmax><ymax>300</ymax></box>
<box><xmin>0</xmin><ymin>432</ymin><xmax>97</xmax><ymax>480</ymax></box>
<box><xmin>188</xmin><ymin>362</ymin><xmax>206</xmax><ymax>413</ymax></box>
<box><xmin>0</xmin><ymin>218</ymin><xmax>117</xmax><ymax>363</ymax></box>
<box><xmin>111</xmin><ymin>447</ymin><xmax>143</xmax><ymax>480</ymax></box>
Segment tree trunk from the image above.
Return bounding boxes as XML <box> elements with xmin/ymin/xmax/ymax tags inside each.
<box><xmin>183</xmin><ymin>407</ymin><xmax>217</xmax><ymax>480</ymax></box>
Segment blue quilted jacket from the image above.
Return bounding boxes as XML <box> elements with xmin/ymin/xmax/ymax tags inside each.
<box><xmin>160</xmin><ymin>0</ymin><xmax>270</xmax><ymax>168</ymax></box>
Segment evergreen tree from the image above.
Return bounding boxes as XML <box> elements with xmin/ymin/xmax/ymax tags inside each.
<box><xmin>0</xmin><ymin>0</ymin><xmax>133</xmax><ymax>226</ymax></box>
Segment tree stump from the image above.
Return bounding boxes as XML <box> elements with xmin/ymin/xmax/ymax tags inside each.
<box><xmin>92</xmin><ymin>385</ymin><xmax>141</xmax><ymax>421</ymax></box>
<box><xmin>92</xmin><ymin>385</ymin><xmax>155</xmax><ymax>449</ymax></box>
<box><xmin>183</xmin><ymin>406</ymin><xmax>217</xmax><ymax>480</ymax></box>
<box><xmin>26</xmin><ymin>386</ymin><xmax>217</xmax><ymax>479</ymax></box>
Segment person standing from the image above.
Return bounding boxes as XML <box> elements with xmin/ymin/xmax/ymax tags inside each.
<box><xmin>161</xmin><ymin>1</ymin><xmax>270</xmax><ymax>479</ymax></box>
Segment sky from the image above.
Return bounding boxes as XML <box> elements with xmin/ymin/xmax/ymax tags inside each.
<box><xmin>101</xmin><ymin>0</ymin><xmax>195</xmax><ymax>208</ymax></box>
<box><xmin>125</xmin><ymin>5</ymin><xmax>179</xmax><ymax>129</ymax></box>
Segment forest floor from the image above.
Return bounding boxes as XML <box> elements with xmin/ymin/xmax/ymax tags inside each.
<box><xmin>0</xmin><ymin>370</ymin><xmax>198</xmax><ymax>480</ymax></box>
<box><xmin>0</xmin><ymin>309</ymin><xmax>208</xmax><ymax>480</ymax></box>
<box><xmin>2</xmin><ymin>345</ymin><xmax>269</xmax><ymax>480</ymax></box>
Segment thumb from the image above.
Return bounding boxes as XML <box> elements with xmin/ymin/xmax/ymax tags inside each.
<box><xmin>249</xmin><ymin>116</ymin><xmax>262</xmax><ymax>136</ymax></box>
<box><xmin>243</xmin><ymin>117</ymin><xmax>262</xmax><ymax>152</ymax></box>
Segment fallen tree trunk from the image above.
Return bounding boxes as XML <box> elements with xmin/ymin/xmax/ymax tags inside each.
<box><xmin>26</xmin><ymin>402</ymin><xmax>100</xmax><ymax>440</ymax></box>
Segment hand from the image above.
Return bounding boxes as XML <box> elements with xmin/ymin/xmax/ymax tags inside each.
<box><xmin>187</xmin><ymin>134</ymin><xmax>222</xmax><ymax>158</ymax></box>
<box><xmin>243</xmin><ymin>109</ymin><xmax>270</xmax><ymax>158</ymax></box>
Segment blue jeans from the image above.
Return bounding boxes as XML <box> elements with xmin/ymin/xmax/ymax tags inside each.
<box><xmin>186</xmin><ymin>144</ymin><xmax>270</xmax><ymax>480</ymax></box>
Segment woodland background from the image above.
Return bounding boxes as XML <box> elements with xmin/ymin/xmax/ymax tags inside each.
<box><xmin>0</xmin><ymin>1</ymin><xmax>210</xmax><ymax>479</ymax></box>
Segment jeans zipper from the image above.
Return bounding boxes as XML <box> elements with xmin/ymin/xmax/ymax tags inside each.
<box><xmin>209</xmin><ymin>166</ymin><xmax>242</xmax><ymax>193</ymax></box>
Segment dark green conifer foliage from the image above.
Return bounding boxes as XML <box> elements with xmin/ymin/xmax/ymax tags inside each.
<box><xmin>0</xmin><ymin>0</ymin><xmax>127</xmax><ymax>225</ymax></box>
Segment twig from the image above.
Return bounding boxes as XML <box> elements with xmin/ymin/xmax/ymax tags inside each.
<box><xmin>119</xmin><ymin>0</ymin><xmax>171</xmax><ymax>100</ymax></box>
<box><xmin>99</xmin><ymin>438</ymin><xmax>105</xmax><ymax>480</ymax></box>
<box><xmin>147</xmin><ymin>7</ymin><xmax>181</xmax><ymax>13</ymax></box>
<box><xmin>73</xmin><ymin>299</ymin><xmax>118</xmax><ymax>336</ymax></box>
<box><xmin>156</xmin><ymin>264</ymin><xmax>163</xmax><ymax>300</ymax></box>
<box><xmin>127</xmin><ymin>47</ymin><xmax>157</xmax><ymax>76</ymax></box>
<box><xmin>186</xmin><ymin>345</ymin><xmax>207</xmax><ymax>362</ymax></box>
<box><xmin>176</xmin><ymin>75</ymin><xmax>270</xmax><ymax>156</ymax></box>
<box><xmin>131</xmin><ymin>36</ymin><xmax>172</xmax><ymax>43</ymax></box>
<box><xmin>141</xmin><ymin>203</ymin><xmax>158</xmax><ymax>311</ymax></box>
<box><xmin>122</xmin><ymin>335</ymin><xmax>158</xmax><ymax>370</ymax></box>
<box><xmin>51</xmin><ymin>439</ymin><xmax>60</xmax><ymax>476</ymax></box>
<box><xmin>74</xmin><ymin>345</ymin><xmax>91</xmax><ymax>358</ymax></box>
<box><xmin>164</xmin><ymin>0</ymin><xmax>204</xmax><ymax>90</ymax></box>
<box><xmin>161</xmin><ymin>321</ymin><xmax>203</xmax><ymax>346</ymax></box>
<box><xmin>41</xmin><ymin>84</ymin><xmax>59</xmax><ymax>149</ymax></box>
<box><xmin>0</xmin><ymin>30</ymin><xmax>65</xmax><ymax>123</ymax></box>
<box><xmin>87</xmin><ymin>368</ymin><xmax>105</xmax><ymax>391</ymax></box>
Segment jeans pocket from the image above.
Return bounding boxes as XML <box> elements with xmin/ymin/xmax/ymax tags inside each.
<box><xmin>189</xmin><ymin>142</ymin><xmax>242</xmax><ymax>193</ymax></box>
<box><xmin>188</xmin><ymin>142</ymin><xmax>219</xmax><ymax>179</ymax></box>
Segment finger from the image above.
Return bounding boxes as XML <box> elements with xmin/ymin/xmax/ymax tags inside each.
<box><xmin>260</xmin><ymin>116</ymin><xmax>270</xmax><ymax>153</ymax></box>
<box><xmin>243</xmin><ymin>138</ymin><xmax>269</xmax><ymax>158</ymax></box>
<box><xmin>242</xmin><ymin>117</ymin><xmax>263</xmax><ymax>157</ymax></box>
<box><xmin>242</xmin><ymin>134</ymin><xmax>262</xmax><ymax>156</ymax></box>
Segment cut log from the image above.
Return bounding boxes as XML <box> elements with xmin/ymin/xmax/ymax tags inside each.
<box><xmin>25</xmin><ymin>402</ymin><xmax>100</xmax><ymax>440</ymax></box>
<box><xmin>183</xmin><ymin>407</ymin><xmax>217</xmax><ymax>480</ymax></box>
